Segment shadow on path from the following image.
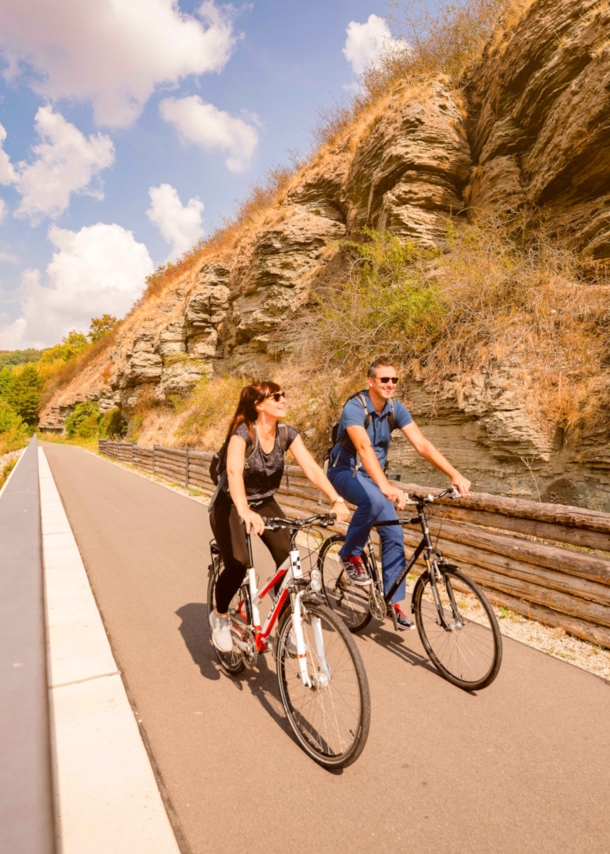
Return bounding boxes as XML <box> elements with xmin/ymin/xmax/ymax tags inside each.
<box><xmin>175</xmin><ymin>603</ymin><xmax>328</xmax><ymax>762</ymax></box>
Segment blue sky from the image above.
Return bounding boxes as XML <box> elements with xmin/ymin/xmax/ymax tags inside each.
<box><xmin>0</xmin><ymin>0</ymin><xmax>432</xmax><ymax>349</ymax></box>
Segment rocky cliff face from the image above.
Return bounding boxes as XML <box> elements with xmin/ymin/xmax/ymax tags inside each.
<box><xmin>465</xmin><ymin>0</ymin><xmax>610</xmax><ymax>264</ymax></box>
<box><xmin>39</xmin><ymin>0</ymin><xmax>610</xmax><ymax>510</ymax></box>
<box><xmin>40</xmin><ymin>79</ymin><xmax>470</xmax><ymax>419</ymax></box>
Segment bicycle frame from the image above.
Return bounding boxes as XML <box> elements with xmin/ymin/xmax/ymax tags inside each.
<box><xmin>367</xmin><ymin>498</ymin><xmax>457</xmax><ymax>631</ymax></box>
<box><xmin>227</xmin><ymin>519</ymin><xmax>332</xmax><ymax>688</ymax></box>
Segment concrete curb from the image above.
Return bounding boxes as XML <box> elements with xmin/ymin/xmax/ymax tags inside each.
<box><xmin>39</xmin><ymin>447</ymin><xmax>181</xmax><ymax>854</ymax></box>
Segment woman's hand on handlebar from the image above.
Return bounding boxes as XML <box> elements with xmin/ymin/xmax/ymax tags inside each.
<box><xmin>239</xmin><ymin>507</ymin><xmax>266</xmax><ymax>535</ymax></box>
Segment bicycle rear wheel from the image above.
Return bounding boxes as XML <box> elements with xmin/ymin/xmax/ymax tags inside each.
<box><xmin>207</xmin><ymin>554</ymin><xmax>247</xmax><ymax>675</ymax></box>
<box><xmin>318</xmin><ymin>534</ymin><xmax>372</xmax><ymax>632</ymax></box>
<box><xmin>412</xmin><ymin>566</ymin><xmax>502</xmax><ymax>690</ymax></box>
<box><xmin>277</xmin><ymin>600</ymin><xmax>370</xmax><ymax>768</ymax></box>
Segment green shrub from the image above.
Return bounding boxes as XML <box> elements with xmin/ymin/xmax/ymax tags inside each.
<box><xmin>99</xmin><ymin>407</ymin><xmax>125</xmax><ymax>439</ymax></box>
<box><xmin>294</xmin><ymin>229</ymin><xmax>445</xmax><ymax>371</ymax></box>
<box><xmin>65</xmin><ymin>401</ymin><xmax>101</xmax><ymax>439</ymax></box>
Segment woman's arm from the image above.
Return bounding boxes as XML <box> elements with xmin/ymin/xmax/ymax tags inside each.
<box><xmin>226</xmin><ymin>434</ymin><xmax>266</xmax><ymax>534</ymax></box>
<box><xmin>288</xmin><ymin>435</ymin><xmax>350</xmax><ymax>522</ymax></box>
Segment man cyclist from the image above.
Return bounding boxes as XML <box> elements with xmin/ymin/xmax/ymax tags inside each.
<box><xmin>327</xmin><ymin>356</ymin><xmax>471</xmax><ymax>629</ymax></box>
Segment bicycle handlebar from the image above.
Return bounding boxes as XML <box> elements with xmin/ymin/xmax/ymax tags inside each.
<box><xmin>263</xmin><ymin>513</ymin><xmax>337</xmax><ymax>532</ymax></box>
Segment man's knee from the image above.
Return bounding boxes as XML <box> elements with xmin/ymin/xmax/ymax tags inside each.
<box><xmin>359</xmin><ymin>487</ymin><xmax>386</xmax><ymax>519</ymax></box>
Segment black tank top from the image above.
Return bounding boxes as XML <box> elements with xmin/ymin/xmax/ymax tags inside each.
<box><xmin>222</xmin><ymin>422</ymin><xmax>298</xmax><ymax>503</ymax></box>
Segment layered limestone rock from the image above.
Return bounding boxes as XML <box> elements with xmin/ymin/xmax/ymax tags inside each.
<box><xmin>40</xmin><ymin>79</ymin><xmax>471</xmax><ymax>421</ymax></box>
<box><xmin>465</xmin><ymin>0</ymin><xmax>610</xmax><ymax>262</ymax></box>
<box><xmin>38</xmin><ymin>0</ymin><xmax>610</xmax><ymax>508</ymax></box>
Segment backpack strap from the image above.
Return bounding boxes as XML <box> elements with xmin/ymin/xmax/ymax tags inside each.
<box><xmin>277</xmin><ymin>423</ymin><xmax>289</xmax><ymax>455</ymax></box>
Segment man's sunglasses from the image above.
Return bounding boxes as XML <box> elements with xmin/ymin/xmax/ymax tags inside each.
<box><xmin>376</xmin><ymin>377</ymin><xmax>399</xmax><ymax>384</ymax></box>
<box><xmin>263</xmin><ymin>391</ymin><xmax>286</xmax><ymax>402</ymax></box>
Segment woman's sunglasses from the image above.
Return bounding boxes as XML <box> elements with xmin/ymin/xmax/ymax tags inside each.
<box><xmin>262</xmin><ymin>391</ymin><xmax>286</xmax><ymax>402</ymax></box>
<box><xmin>377</xmin><ymin>377</ymin><xmax>399</xmax><ymax>384</ymax></box>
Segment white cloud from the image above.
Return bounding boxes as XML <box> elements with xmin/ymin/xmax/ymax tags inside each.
<box><xmin>0</xmin><ymin>1</ymin><xmax>237</xmax><ymax>128</ymax></box>
<box><xmin>0</xmin><ymin>250</ymin><xmax>18</xmax><ymax>263</ymax></box>
<box><xmin>343</xmin><ymin>14</ymin><xmax>409</xmax><ymax>77</ymax></box>
<box><xmin>0</xmin><ymin>122</ymin><xmax>16</xmax><ymax>185</ymax></box>
<box><xmin>0</xmin><ymin>199</ymin><xmax>6</xmax><ymax>224</ymax></box>
<box><xmin>13</xmin><ymin>106</ymin><xmax>115</xmax><ymax>224</ymax></box>
<box><xmin>147</xmin><ymin>183</ymin><xmax>204</xmax><ymax>262</ymax></box>
<box><xmin>160</xmin><ymin>95</ymin><xmax>258</xmax><ymax>173</ymax></box>
<box><xmin>0</xmin><ymin>223</ymin><xmax>154</xmax><ymax>348</ymax></box>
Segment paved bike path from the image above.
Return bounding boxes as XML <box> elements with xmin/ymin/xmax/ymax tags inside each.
<box><xmin>43</xmin><ymin>443</ymin><xmax>610</xmax><ymax>854</ymax></box>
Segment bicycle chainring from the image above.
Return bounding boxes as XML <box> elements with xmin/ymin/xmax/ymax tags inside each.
<box><xmin>239</xmin><ymin>626</ymin><xmax>258</xmax><ymax>669</ymax></box>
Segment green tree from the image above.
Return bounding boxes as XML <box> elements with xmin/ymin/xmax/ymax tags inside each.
<box><xmin>99</xmin><ymin>407</ymin><xmax>125</xmax><ymax>439</ymax></box>
<box><xmin>64</xmin><ymin>401</ymin><xmax>101</xmax><ymax>439</ymax></box>
<box><xmin>39</xmin><ymin>330</ymin><xmax>89</xmax><ymax>366</ymax></box>
<box><xmin>0</xmin><ymin>367</ymin><xmax>14</xmax><ymax>401</ymax></box>
<box><xmin>88</xmin><ymin>314</ymin><xmax>118</xmax><ymax>343</ymax></box>
<box><xmin>0</xmin><ymin>398</ymin><xmax>24</xmax><ymax>433</ymax></box>
<box><xmin>7</xmin><ymin>365</ymin><xmax>44</xmax><ymax>425</ymax></box>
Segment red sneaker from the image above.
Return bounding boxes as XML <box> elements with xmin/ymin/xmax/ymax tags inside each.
<box><xmin>340</xmin><ymin>556</ymin><xmax>371</xmax><ymax>587</ymax></box>
<box><xmin>392</xmin><ymin>603</ymin><xmax>415</xmax><ymax>630</ymax></box>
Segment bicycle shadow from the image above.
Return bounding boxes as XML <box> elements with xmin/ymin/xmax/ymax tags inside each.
<box><xmin>176</xmin><ymin>602</ymin><xmax>345</xmax><ymax>771</ymax></box>
<box><xmin>358</xmin><ymin>619</ymin><xmax>439</xmax><ymax>677</ymax></box>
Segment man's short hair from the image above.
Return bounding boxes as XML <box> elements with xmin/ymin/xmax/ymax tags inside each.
<box><xmin>368</xmin><ymin>356</ymin><xmax>395</xmax><ymax>378</ymax></box>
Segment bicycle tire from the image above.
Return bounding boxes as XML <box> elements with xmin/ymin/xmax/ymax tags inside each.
<box><xmin>412</xmin><ymin>566</ymin><xmax>502</xmax><ymax>690</ymax></box>
<box><xmin>276</xmin><ymin>600</ymin><xmax>371</xmax><ymax>768</ymax></box>
<box><xmin>318</xmin><ymin>534</ymin><xmax>373</xmax><ymax>632</ymax></box>
<box><xmin>206</xmin><ymin>555</ymin><xmax>246</xmax><ymax>675</ymax></box>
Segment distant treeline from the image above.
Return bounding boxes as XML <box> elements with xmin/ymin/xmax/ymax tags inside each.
<box><xmin>0</xmin><ymin>349</ymin><xmax>43</xmax><ymax>369</ymax></box>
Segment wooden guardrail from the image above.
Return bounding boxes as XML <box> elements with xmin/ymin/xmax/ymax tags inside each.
<box><xmin>98</xmin><ymin>439</ymin><xmax>610</xmax><ymax>650</ymax></box>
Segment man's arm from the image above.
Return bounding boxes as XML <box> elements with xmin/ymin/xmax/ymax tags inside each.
<box><xmin>401</xmin><ymin>421</ymin><xmax>470</xmax><ymax>496</ymax></box>
<box><xmin>345</xmin><ymin>425</ymin><xmax>408</xmax><ymax>510</ymax></box>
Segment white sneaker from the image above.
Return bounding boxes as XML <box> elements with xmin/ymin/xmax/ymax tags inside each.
<box><xmin>209</xmin><ymin>610</ymin><xmax>233</xmax><ymax>653</ymax></box>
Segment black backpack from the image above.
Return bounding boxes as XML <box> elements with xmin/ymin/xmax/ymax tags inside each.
<box><xmin>208</xmin><ymin>424</ymin><xmax>289</xmax><ymax>510</ymax></box>
<box><xmin>325</xmin><ymin>391</ymin><xmax>396</xmax><ymax>468</ymax></box>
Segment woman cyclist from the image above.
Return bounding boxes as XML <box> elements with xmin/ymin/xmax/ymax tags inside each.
<box><xmin>209</xmin><ymin>380</ymin><xmax>350</xmax><ymax>652</ymax></box>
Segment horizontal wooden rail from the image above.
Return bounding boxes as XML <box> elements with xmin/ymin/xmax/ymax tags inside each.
<box><xmin>98</xmin><ymin>439</ymin><xmax>610</xmax><ymax>650</ymax></box>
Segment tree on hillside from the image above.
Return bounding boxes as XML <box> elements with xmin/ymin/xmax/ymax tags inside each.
<box><xmin>0</xmin><ymin>348</ymin><xmax>43</xmax><ymax>369</ymax></box>
<box><xmin>39</xmin><ymin>330</ymin><xmax>89</xmax><ymax>366</ymax></box>
<box><xmin>6</xmin><ymin>365</ymin><xmax>44</xmax><ymax>425</ymax></box>
<box><xmin>88</xmin><ymin>314</ymin><xmax>118</xmax><ymax>343</ymax></box>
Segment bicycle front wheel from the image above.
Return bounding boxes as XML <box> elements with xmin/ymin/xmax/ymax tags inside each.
<box><xmin>318</xmin><ymin>534</ymin><xmax>372</xmax><ymax>632</ymax></box>
<box><xmin>412</xmin><ymin>566</ymin><xmax>502</xmax><ymax>690</ymax></box>
<box><xmin>277</xmin><ymin>600</ymin><xmax>371</xmax><ymax>768</ymax></box>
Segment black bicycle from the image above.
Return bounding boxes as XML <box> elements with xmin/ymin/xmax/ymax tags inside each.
<box><xmin>318</xmin><ymin>487</ymin><xmax>502</xmax><ymax>690</ymax></box>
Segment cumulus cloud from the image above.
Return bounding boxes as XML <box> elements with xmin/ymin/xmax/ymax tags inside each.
<box><xmin>0</xmin><ymin>199</ymin><xmax>6</xmax><ymax>224</ymax></box>
<box><xmin>13</xmin><ymin>106</ymin><xmax>115</xmax><ymax>224</ymax></box>
<box><xmin>0</xmin><ymin>0</ymin><xmax>237</xmax><ymax>127</ymax></box>
<box><xmin>147</xmin><ymin>183</ymin><xmax>204</xmax><ymax>262</ymax></box>
<box><xmin>0</xmin><ymin>250</ymin><xmax>18</xmax><ymax>263</ymax></box>
<box><xmin>160</xmin><ymin>95</ymin><xmax>258</xmax><ymax>173</ymax></box>
<box><xmin>0</xmin><ymin>123</ymin><xmax>16</xmax><ymax>185</ymax></box>
<box><xmin>343</xmin><ymin>14</ymin><xmax>409</xmax><ymax>77</ymax></box>
<box><xmin>0</xmin><ymin>223</ymin><xmax>154</xmax><ymax>348</ymax></box>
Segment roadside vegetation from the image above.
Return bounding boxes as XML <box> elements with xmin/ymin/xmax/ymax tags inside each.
<box><xmin>0</xmin><ymin>315</ymin><xmax>119</xmax><ymax>453</ymax></box>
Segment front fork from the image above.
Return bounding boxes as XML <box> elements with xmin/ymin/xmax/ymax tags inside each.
<box><xmin>291</xmin><ymin>590</ymin><xmax>331</xmax><ymax>689</ymax></box>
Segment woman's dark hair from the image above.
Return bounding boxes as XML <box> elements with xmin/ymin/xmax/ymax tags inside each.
<box><xmin>225</xmin><ymin>380</ymin><xmax>281</xmax><ymax>443</ymax></box>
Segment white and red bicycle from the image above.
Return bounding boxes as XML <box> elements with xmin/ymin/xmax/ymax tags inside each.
<box><xmin>207</xmin><ymin>513</ymin><xmax>371</xmax><ymax>769</ymax></box>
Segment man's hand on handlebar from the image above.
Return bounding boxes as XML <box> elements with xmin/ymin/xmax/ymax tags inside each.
<box><xmin>451</xmin><ymin>472</ymin><xmax>471</xmax><ymax>498</ymax></box>
<box><xmin>239</xmin><ymin>507</ymin><xmax>266</xmax><ymax>536</ymax></box>
<box><xmin>381</xmin><ymin>483</ymin><xmax>408</xmax><ymax>511</ymax></box>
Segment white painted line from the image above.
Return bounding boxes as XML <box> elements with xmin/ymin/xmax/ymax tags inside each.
<box><xmin>39</xmin><ymin>448</ymin><xmax>181</xmax><ymax>854</ymax></box>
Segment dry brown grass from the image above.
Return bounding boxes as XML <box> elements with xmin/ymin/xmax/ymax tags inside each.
<box><xmin>38</xmin><ymin>330</ymin><xmax>119</xmax><ymax>410</ymax></box>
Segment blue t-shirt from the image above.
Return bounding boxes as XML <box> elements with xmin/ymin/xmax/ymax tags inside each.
<box><xmin>330</xmin><ymin>391</ymin><xmax>413</xmax><ymax>470</ymax></box>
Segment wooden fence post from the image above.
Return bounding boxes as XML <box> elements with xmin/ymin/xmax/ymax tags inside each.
<box><xmin>185</xmin><ymin>448</ymin><xmax>190</xmax><ymax>489</ymax></box>
<box><xmin>153</xmin><ymin>445</ymin><xmax>157</xmax><ymax>476</ymax></box>
<box><xmin>132</xmin><ymin>443</ymin><xmax>135</xmax><ymax>463</ymax></box>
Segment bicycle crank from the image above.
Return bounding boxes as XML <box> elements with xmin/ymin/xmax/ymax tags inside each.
<box><xmin>369</xmin><ymin>584</ymin><xmax>386</xmax><ymax>622</ymax></box>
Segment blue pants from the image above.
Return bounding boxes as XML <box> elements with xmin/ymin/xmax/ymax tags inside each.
<box><xmin>328</xmin><ymin>467</ymin><xmax>406</xmax><ymax>604</ymax></box>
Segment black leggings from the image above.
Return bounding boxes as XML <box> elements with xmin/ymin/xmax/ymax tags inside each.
<box><xmin>210</xmin><ymin>496</ymin><xmax>291</xmax><ymax>614</ymax></box>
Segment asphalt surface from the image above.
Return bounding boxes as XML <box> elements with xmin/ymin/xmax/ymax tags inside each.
<box><xmin>43</xmin><ymin>443</ymin><xmax>610</xmax><ymax>854</ymax></box>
